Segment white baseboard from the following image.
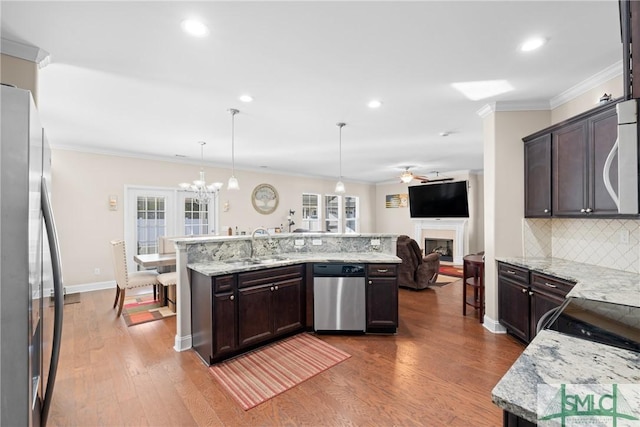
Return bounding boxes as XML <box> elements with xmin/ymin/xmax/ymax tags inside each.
<box><xmin>483</xmin><ymin>315</ymin><xmax>507</xmax><ymax>334</ymax></box>
<box><xmin>64</xmin><ymin>280</ymin><xmax>115</xmax><ymax>294</ymax></box>
<box><xmin>174</xmin><ymin>334</ymin><xmax>192</xmax><ymax>352</ymax></box>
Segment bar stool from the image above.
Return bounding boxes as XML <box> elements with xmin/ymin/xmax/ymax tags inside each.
<box><xmin>462</xmin><ymin>253</ymin><xmax>485</xmax><ymax>323</ymax></box>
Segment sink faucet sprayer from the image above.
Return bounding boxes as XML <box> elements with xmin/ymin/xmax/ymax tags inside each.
<box><xmin>250</xmin><ymin>227</ymin><xmax>271</xmax><ymax>258</ymax></box>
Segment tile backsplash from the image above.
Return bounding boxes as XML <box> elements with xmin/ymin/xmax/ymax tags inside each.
<box><xmin>523</xmin><ymin>218</ymin><xmax>640</xmax><ymax>273</ymax></box>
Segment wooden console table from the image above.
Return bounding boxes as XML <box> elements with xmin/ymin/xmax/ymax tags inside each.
<box><xmin>462</xmin><ymin>254</ymin><xmax>485</xmax><ymax>323</ymax></box>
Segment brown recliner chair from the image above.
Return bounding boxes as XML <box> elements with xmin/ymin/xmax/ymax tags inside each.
<box><xmin>396</xmin><ymin>235</ymin><xmax>441</xmax><ymax>290</ymax></box>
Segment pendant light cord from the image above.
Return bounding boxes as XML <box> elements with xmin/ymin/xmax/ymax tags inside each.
<box><xmin>231</xmin><ymin>110</ymin><xmax>236</xmax><ymax>174</ymax></box>
<box><xmin>337</xmin><ymin>122</ymin><xmax>345</xmax><ymax>179</ymax></box>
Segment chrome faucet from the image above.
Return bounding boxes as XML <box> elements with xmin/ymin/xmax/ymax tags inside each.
<box><xmin>250</xmin><ymin>227</ymin><xmax>270</xmax><ymax>258</ymax></box>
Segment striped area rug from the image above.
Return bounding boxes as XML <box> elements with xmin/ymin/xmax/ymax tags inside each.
<box><xmin>209</xmin><ymin>333</ymin><xmax>350</xmax><ymax>410</ymax></box>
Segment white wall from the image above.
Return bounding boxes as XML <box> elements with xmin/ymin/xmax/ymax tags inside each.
<box><xmin>52</xmin><ymin>149</ymin><xmax>376</xmax><ymax>286</ymax></box>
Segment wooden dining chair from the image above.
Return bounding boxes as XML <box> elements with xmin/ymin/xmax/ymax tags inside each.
<box><xmin>109</xmin><ymin>240</ymin><xmax>160</xmax><ymax>316</ymax></box>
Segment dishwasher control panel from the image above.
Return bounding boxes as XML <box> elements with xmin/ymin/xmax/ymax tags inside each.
<box><xmin>313</xmin><ymin>263</ymin><xmax>365</xmax><ymax>277</ymax></box>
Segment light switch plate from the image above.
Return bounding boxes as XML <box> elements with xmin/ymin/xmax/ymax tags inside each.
<box><xmin>312</xmin><ymin>239</ymin><xmax>323</xmax><ymax>246</ymax></box>
<box><xmin>294</xmin><ymin>239</ymin><xmax>305</xmax><ymax>246</ymax></box>
<box><xmin>370</xmin><ymin>239</ymin><xmax>381</xmax><ymax>246</ymax></box>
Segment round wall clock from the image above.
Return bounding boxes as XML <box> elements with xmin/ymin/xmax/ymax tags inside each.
<box><xmin>251</xmin><ymin>183</ymin><xmax>279</xmax><ymax>215</ymax></box>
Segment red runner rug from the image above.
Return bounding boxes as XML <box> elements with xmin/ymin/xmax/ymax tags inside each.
<box><xmin>439</xmin><ymin>264</ymin><xmax>463</xmax><ymax>278</ymax></box>
<box><xmin>209</xmin><ymin>333</ymin><xmax>350</xmax><ymax>410</ymax></box>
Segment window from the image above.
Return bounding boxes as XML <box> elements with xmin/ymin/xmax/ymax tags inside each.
<box><xmin>324</xmin><ymin>195</ymin><xmax>341</xmax><ymax>233</ymax></box>
<box><xmin>301</xmin><ymin>193</ymin><xmax>321</xmax><ymax>231</ymax></box>
<box><xmin>136</xmin><ymin>195</ymin><xmax>166</xmax><ymax>255</ymax></box>
<box><xmin>182</xmin><ymin>197</ymin><xmax>210</xmax><ymax>236</ymax></box>
<box><xmin>344</xmin><ymin>195</ymin><xmax>359</xmax><ymax>233</ymax></box>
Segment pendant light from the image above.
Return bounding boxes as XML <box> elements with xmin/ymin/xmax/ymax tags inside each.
<box><xmin>227</xmin><ymin>108</ymin><xmax>240</xmax><ymax>190</ymax></box>
<box><xmin>335</xmin><ymin>122</ymin><xmax>346</xmax><ymax>193</ymax></box>
<box><xmin>178</xmin><ymin>141</ymin><xmax>223</xmax><ymax>204</ymax></box>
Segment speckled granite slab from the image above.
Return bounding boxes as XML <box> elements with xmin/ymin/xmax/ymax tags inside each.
<box><xmin>492</xmin><ymin>329</ymin><xmax>640</xmax><ymax>423</ymax></box>
<box><xmin>188</xmin><ymin>252</ymin><xmax>401</xmax><ymax>276</ymax></box>
<box><xmin>497</xmin><ymin>257</ymin><xmax>640</xmax><ymax>308</ymax></box>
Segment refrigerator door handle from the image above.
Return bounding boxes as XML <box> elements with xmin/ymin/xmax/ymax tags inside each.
<box><xmin>40</xmin><ymin>177</ymin><xmax>63</xmax><ymax>427</ymax></box>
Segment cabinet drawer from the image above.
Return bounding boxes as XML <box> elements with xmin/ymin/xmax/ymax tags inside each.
<box><xmin>497</xmin><ymin>263</ymin><xmax>529</xmax><ymax>285</ymax></box>
<box><xmin>530</xmin><ymin>272</ymin><xmax>575</xmax><ymax>297</ymax></box>
<box><xmin>238</xmin><ymin>264</ymin><xmax>304</xmax><ymax>289</ymax></box>
<box><xmin>214</xmin><ymin>275</ymin><xmax>235</xmax><ymax>293</ymax></box>
<box><xmin>367</xmin><ymin>264</ymin><xmax>397</xmax><ymax>277</ymax></box>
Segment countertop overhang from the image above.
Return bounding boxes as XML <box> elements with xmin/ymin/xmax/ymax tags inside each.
<box><xmin>188</xmin><ymin>252</ymin><xmax>401</xmax><ymax>276</ymax></box>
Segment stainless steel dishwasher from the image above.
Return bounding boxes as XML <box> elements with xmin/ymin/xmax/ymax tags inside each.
<box><xmin>313</xmin><ymin>263</ymin><xmax>366</xmax><ymax>333</ymax></box>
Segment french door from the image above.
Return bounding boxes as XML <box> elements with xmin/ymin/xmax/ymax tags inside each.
<box><xmin>125</xmin><ymin>186</ymin><xmax>220</xmax><ymax>270</ymax></box>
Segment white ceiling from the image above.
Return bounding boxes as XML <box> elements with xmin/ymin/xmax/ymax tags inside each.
<box><xmin>1</xmin><ymin>1</ymin><xmax>623</xmax><ymax>184</ymax></box>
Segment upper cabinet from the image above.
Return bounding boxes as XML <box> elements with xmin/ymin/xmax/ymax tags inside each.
<box><xmin>524</xmin><ymin>100</ymin><xmax>625</xmax><ymax>218</ymax></box>
<box><xmin>524</xmin><ymin>134</ymin><xmax>552</xmax><ymax>217</ymax></box>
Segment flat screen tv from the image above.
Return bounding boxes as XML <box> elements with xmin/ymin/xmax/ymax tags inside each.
<box><xmin>408</xmin><ymin>181</ymin><xmax>469</xmax><ymax>218</ymax></box>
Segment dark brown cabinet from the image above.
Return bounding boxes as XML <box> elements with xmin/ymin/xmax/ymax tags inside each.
<box><xmin>524</xmin><ymin>100</ymin><xmax>623</xmax><ymax>218</ymax></box>
<box><xmin>365</xmin><ymin>264</ymin><xmax>398</xmax><ymax>333</ymax></box>
<box><xmin>238</xmin><ymin>265</ymin><xmax>304</xmax><ymax>348</ymax></box>
<box><xmin>190</xmin><ymin>272</ymin><xmax>238</xmax><ymax>363</ymax></box>
<box><xmin>553</xmin><ymin>106</ymin><xmax>618</xmax><ymax>216</ymax></box>
<box><xmin>497</xmin><ymin>263</ymin><xmax>530</xmax><ymax>342</ymax></box>
<box><xmin>498</xmin><ymin>262</ymin><xmax>575</xmax><ymax>343</ymax></box>
<box><xmin>189</xmin><ymin>264</ymin><xmax>304</xmax><ymax>364</ymax></box>
<box><xmin>524</xmin><ymin>134</ymin><xmax>552</xmax><ymax>217</ymax></box>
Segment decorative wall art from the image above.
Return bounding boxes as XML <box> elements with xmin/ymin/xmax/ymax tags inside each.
<box><xmin>252</xmin><ymin>183</ymin><xmax>279</xmax><ymax>214</ymax></box>
<box><xmin>385</xmin><ymin>193</ymin><xmax>408</xmax><ymax>208</ymax></box>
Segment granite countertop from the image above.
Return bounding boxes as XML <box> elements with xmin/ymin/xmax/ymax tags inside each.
<box><xmin>188</xmin><ymin>252</ymin><xmax>401</xmax><ymax>276</ymax></box>
<box><xmin>174</xmin><ymin>232</ymin><xmax>399</xmax><ymax>244</ymax></box>
<box><xmin>497</xmin><ymin>257</ymin><xmax>640</xmax><ymax>308</ymax></box>
<box><xmin>491</xmin><ymin>329</ymin><xmax>640</xmax><ymax>423</ymax></box>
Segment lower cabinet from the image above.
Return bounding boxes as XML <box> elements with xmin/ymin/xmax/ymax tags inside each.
<box><xmin>498</xmin><ymin>262</ymin><xmax>575</xmax><ymax>343</ymax></box>
<box><xmin>503</xmin><ymin>411</ymin><xmax>537</xmax><ymax>427</ymax></box>
<box><xmin>366</xmin><ymin>264</ymin><xmax>398</xmax><ymax>333</ymax></box>
<box><xmin>189</xmin><ymin>264</ymin><xmax>305</xmax><ymax>364</ymax></box>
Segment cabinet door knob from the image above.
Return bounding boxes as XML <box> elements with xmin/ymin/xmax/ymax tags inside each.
<box><xmin>274</xmin><ymin>285</ymin><xmax>279</xmax><ymax>290</ymax></box>
<box><xmin>580</xmin><ymin>208</ymin><xmax>586</xmax><ymax>213</ymax></box>
<box><xmin>521</xmin><ymin>288</ymin><xmax>527</xmax><ymax>294</ymax></box>
<box><xmin>230</xmin><ymin>295</ymin><xmax>234</xmax><ymax>301</ymax></box>
<box><xmin>368</xmin><ymin>280</ymin><xmax>373</xmax><ymax>285</ymax></box>
<box><xmin>270</xmin><ymin>286</ymin><xmax>274</xmax><ymax>291</ymax></box>
<box><xmin>528</xmin><ymin>291</ymin><xmax>534</xmax><ymax>296</ymax></box>
<box><xmin>586</xmin><ymin>208</ymin><xmax>593</xmax><ymax>213</ymax></box>
<box><xmin>544</xmin><ymin>209</ymin><xmax>549</xmax><ymax>213</ymax></box>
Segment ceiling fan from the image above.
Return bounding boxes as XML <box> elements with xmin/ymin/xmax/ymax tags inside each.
<box><xmin>399</xmin><ymin>167</ymin><xmax>453</xmax><ymax>184</ymax></box>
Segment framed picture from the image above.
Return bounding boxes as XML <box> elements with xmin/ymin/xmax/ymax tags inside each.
<box><xmin>251</xmin><ymin>183</ymin><xmax>279</xmax><ymax>215</ymax></box>
<box><xmin>386</xmin><ymin>193</ymin><xmax>408</xmax><ymax>208</ymax></box>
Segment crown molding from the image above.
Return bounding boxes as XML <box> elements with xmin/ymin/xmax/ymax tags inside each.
<box><xmin>476</xmin><ymin>100</ymin><xmax>550</xmax><ymax>118</ymax></box>
<box><xmin>550</xmin><ymin>60</ymin><xmax>623</xmax><ymax>109</ymax></box>
<box><xmin>0</xmin><ymin>38</ymin><xmax>50</xmax><ymax>69</ymax></box>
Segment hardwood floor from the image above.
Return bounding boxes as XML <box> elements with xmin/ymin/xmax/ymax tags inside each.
<box><xmin>47</xmin><ymin>279</ymin><xmax>524</xmax><ymax>426</ymax></box>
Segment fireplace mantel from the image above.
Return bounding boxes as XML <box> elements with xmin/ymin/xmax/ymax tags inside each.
<box><xmin>413</xmin><ymin>218</ymin><xmax>468</xmax><ymax>264</ymax></box>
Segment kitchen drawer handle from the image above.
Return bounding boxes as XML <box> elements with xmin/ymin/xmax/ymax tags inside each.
<box><xmin>543</xmin><ymin>282</ymin><xmax>557</xmax><ymax>288</ymax></box>
<box><xmin>506</xmin><ymin>270</ymin><xmax>517</xmax><ymax>275</ymax></box>
<box><xmin>230</xmin><ymin>295</ymin><xmax>235</xmax><ymax>301</ymax></box>
<box><xmin>377</xmin><ymin>269</ymin><xmax>389</xmax><ymax>273</ymax></box>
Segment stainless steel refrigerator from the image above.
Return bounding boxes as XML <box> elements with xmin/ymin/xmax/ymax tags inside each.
<box><xmin>1</xmin><ymin>84</ymin><xmax>64</xmax><ymax>427</ymax></box>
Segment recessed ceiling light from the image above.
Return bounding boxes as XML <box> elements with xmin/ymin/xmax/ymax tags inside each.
<box><xmin>451</xmin><ymin>80</ymin><xmax>514</xmax><ymax>101</ymax></box>
<box><xmin>368</xmin><ymin>100</ymin><xmax>382</xmax><ymax>109</ymax></box>
<box><xmin>181</xmin><ymin>19</ymin><xmax>209</xmax><ymax>37</ymax></box>
<box><xmin>520</xmin><ymin>37</ymin><xmax>546</xmax><ymax>52</ymax></box>
<box><xmin>439</xmin><ymin>131</ymin><xmax>450</xmax><ymax>137</ymax></box>
<box><xmin>239</xmin><ymin>95</ymin><xmax>253</xmax><ymax>103</ymax></box>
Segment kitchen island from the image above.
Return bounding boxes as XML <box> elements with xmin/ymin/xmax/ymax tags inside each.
<box><xmin>492</xmin><ymin>257</ymin><xmax>640</xmax><ymax>425</ymax></box>
<box><xmin>170</xmin><ymin>233</ymin><xmax>401</xmax><ymax>353</ymax></box>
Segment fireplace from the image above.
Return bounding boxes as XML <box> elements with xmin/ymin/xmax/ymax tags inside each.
<box><xmin>425</xmin><ymin>238</ymin><xmax>453</xmax><ymax>262</ymax></box>
<box><xmin>413</xmin><ymin>219</ymin><xmax>468</xmax><ymax>264</ymax></box>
